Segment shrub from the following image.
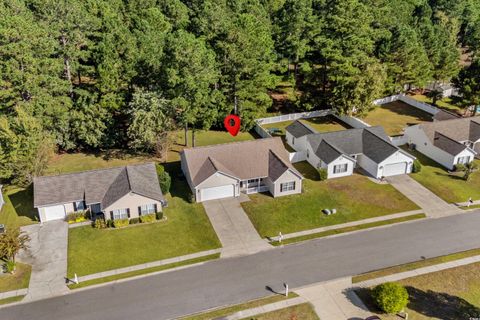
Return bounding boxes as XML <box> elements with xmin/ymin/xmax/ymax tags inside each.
<box><xmin>129</xmin><ymin>218</ymin><xmax>140</xmax><ymax>224</ymax></box>
<box><xmin>318</xmin><ymin>168</ymin><xmax>328</xmax><ymax>181</ymax></box>
<box><xmin>93</xmin><ymin>218</ymin><xmax>107</xmax><ymax>229</ymax></box>
<box><xmin>189</xmin><ymin>193</ymin><xmax>196</xmax><ymax>203</ymax></box>
<box><xmin>140</xmin><ymin>214</ymin><xmax>156</xmax><ymax>223</ymax></box>
<box><xmin>113</xmin><ymin>219</ymin><xmax>129</xmax><ymax>228</ymax></box>
<box><xmin>156</xmin><ymin>164</ymin><xmax>171</xmax><ymax>194</ymax></box>
<box><xmin>65</xmin><ymin>211</ymin><xmax>88</xmax><ymax>223</ymax></box>
<box><xmin>372</xmin><ymin>282</ymin><xmax>409</xmax><ymax>314</ymax></box>
<box><xmin>412</xmin><ymin>159</ymin><xmax>422</xmax><ymax>173</ymax></box>
<box><xmin>5</xmin><ymin>260</ymin><xmax>15</xmax><ymax>273</ymax></box>
<box><xmin>156</xmin><ymin>211</ymin><xmax>163</xmax><ymax>220</ymax></box>
<box><xmin>106</xmin><ymin>219</ymin><xmax>114</xmax><ymax>228</ymax></box>
<box><xmin>454</xmin><ymin>163</ymin><xmax>466</xmax><ymax>172</ymax></box>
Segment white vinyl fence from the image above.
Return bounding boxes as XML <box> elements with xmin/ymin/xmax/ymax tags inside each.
<box><xmin>333</xmin><ymin>114</ymin><xmax>371</xmax><ymax>129</ymax></box>
<box><xmin>390</xmin><ymin>135</ymin><xmax>408</xmax><ymax>146</ymax></box>
<box><xmin>256</xmin><ymin>109</ymin><xmax>332</xmax><ymax>125</ymax></box>
<box><xmin>289</xmin><ymin>151</ymin><xmax>307</xmax><ymax>163</ymax></box>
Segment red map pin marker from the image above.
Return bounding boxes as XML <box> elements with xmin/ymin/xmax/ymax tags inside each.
<box><xmin>224</xmin><ymin>114</ymin><xmax>241</xmax><ymax>136</ymax></box>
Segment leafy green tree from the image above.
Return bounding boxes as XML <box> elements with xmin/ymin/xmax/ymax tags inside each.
<box><xmin>453</xmin><ymin>58</ymin><xmax>480</xmax><ymax>112</ymax></box>
<box><xmin>156</xmin><ymin>164</ymin><xmax>171</xmax><ymax>194</ymax></box>
<box><xmin>0</xmin><ymin>228</ymin><xmax>30</xmax><ymax>272</ymax></box>
<box><xmin>372</xmin><ymin>282</ymin><xmax>409</xmax><ymax>314</ymax></box>
<box><xmin>127</xmin><ymin>89</ymin><xmax>174</xmax><ymax>157</ymax></box>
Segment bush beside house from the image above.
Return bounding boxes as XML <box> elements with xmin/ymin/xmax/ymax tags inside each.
<box><xmin>318</xmin><ymin>168</ymin><xmax>328</xmax><ymax>181</ymax></box>
<box><xmin>156</xmin><ymin>164</ymin><xmax>171</xmax><ymax>194</ymax></box>
<box><xmin>412</xmin><ymin>159</ymin><xmax>422</xmax><ymax>173</ymax></box>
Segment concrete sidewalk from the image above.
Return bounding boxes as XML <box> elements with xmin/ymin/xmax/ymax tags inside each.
<box><xmin>273</xmin><ymin>209</ymin><xmax>423</xmax><ymax>241</ymax></box>
<box><xmin>19</xmin><ymin>221</ymin><xmax>69</xmax><ymax>301</ymax></box>
<box><xmin>386</xmin><ymin>175</ymin><xmax>461</xmax><ymax>217</ymax></box>
<box><xmin>203</xmin><ymin>197</ymin><xmax>271</xmax><ymax>258</ymax></box>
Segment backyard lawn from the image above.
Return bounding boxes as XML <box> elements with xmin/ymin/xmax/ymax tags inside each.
<box><xmin>67</xmin><ymin>172</ymin><xmax>221</xmax><ymax>277</ymax></box>
<box><xmin>262</xmin><ymin>115</ymin><xmax>349</xmax><ymax>135</ymax></box>
<box><xmin>0</xmin><ymin>262</ymin><xmax>31</xmax><ymax>293</ymax></box>
<box><xmin>405</xmin><ymin>149</ymin><xmax>480</xmax><ymax>203</ymax></box>
<box><xmin>410</xmin><ymin>94</ymin><xmax>464</xmax><ymax>114</ymax></box>
<box><xmin>357</xmin><ymin>262</ymin><xmax>480</xmax><ymax>319</ymax></box>
<box><xmin>0</xmin><ymin>186</ymin><xmax>37</xmax><ymax>228</ymax></box>
<box><xmin>242</xmin><ymin>162</ymin><xmax>419</xmax><ymax>238</ymax></box>
<box><xmin>362</xmin><ymin>101</ymin><xmax>432</xmax><ymax>136</ymax></box>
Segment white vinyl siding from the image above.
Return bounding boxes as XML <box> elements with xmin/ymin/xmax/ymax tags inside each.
<box><xmin>333</xmin><ymin>163</ymin><xmax>348</xmax><ymax>174</ymax></box>
<box><xmin>457</xmin><ymin>156</ymin><xmax>470</xmax><ymax>164</ymax></box>
<box><xmin>112</xmin><ymin>208</ymin><xmax>129</xmax><ymax>220</ymax></box>
<box><xmin>280</xmin><ymin>181</ymin><xmax>295</xmax><ymax>192</ymax></box>
<box><xmin>140</xmin><ymin>203</ymin><xmax>156</xmax><ymax>215</ymax></box>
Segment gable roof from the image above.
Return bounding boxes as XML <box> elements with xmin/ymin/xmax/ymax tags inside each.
<box><xmin>34</xmin><ymin>163</ymin><xmax>164</xmax><ymax>208</ymax></box>
<box><xmin>285</xmin><ymin>120</ymin><xmax>316</xmax><ymax>138</ymax></box>
<box><xmin>307</xmin><ymin>126</ymin><xmax>399</xmax><ymax>164</ymax></box>
<box><xmin>182</xmin><ymin>137</ymin><xmax>302</xmax><ymax>187</ymax></box>
<box><xmin>432</xmin><ymin>110</ymin><xmax>460</xmax><ymax>121</ymax></box>
<box><xmin>433</xmin><ymin>132</ymin><xmax>469</xmax><ymax>156</ymax></box>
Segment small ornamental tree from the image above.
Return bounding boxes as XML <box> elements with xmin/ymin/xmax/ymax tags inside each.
<box><xmin>463</xmin><ymin>162</ymin><xmax>478</xmax><ymax>181</ymax></box>
<box><xmin>318</xmin><ymin>168</ymin><xmax>328</xmax><ymax>181</ymax></box>
<box><xmin>156</xmin><ymin>164</ymin><xmax>171</xmax><ymax>194</ymax></box>
<box><xmin>0</xmin><ymin>228</ymin><xmax>30</xmax><ymax>273</ymax></box>
<box><xmin>412</xmin><ymin>159</ymin><xmax>422</xmax><ymax>173</ymax></box>
<box><xmin>372</xmin><ymin>282</ymin><xmax>409</xmax><ymax>314</ymax></box>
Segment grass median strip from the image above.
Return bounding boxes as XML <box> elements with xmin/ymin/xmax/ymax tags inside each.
<box><xmin>240</xmin><ymin>303</ymin><xmax>319</xmax><ymax>320</ymax></box>
<box><xmin>0</xmin><ymin>295</ymin><xmax>25</xmax><ymax>306</ymax></box>
<box><xmin>180</xmin><ymin>293</ymin><xmax>299</xmax><ymax>320</ymax></box>
<box><xmin>352</xmin><ymin>248</ymin><xmax>480</xmax><ymax>283</ymax></box>
<box><xmin>272</xmin><ymin>213</ymin><xmax>426</xmax><ymax>246</ymax></box>
<box><xmin>68</xmin><ymin>253</ymin><xmax>220</xmax><ymax>290</ymax></box>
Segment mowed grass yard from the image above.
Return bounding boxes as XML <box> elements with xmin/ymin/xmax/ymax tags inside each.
<box><xmin>362</xmin><ymin>101</ymin><xmax>432</xmax><ymax>136</ymax></box>
<box><xmin>262</xmin><ymin>115</ymin><xmax>349</xmax><ymax>135</ymax></box>
<box><xmin>242</xmin><ymin>162</ymin><xmax>419</xmax><ymax>238</ymax></box>
<box><xmin>405</xmin><ymin>148</ymin><xmax>480</xmax><ymax>203</ymax></box>
<box><xmin>358</xmin><ymin>262</ymin><xmax>480</xmax><ymax>319</ymax></box>
<box><xmin>411</xmin><ymin>93</ymin><xmax>464</xmax><ymax>114</ymax></box>
<box><xmin>67</xmin><ymin>165</ymin><xmax>221</xmax><ymax>277</ymax></box>
<box><xmin>0</xmin><ymin>262</ymin><xmax>31</xmax><ymax>293</ymax></box>
<box><xmin>240</xmin><ymin>303</ymin><xmax>319</xmax><ymax>320</ymax></box>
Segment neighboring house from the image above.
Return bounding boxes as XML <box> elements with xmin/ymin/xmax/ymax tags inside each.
<box><xmin>432</xmin><ymin>109</ymin><xmax>461</xmax><ymax>122</ymax></box>
<box><xmin>181</xmin><ymin>137</ymin><xmax>303</xmax><ymax>202</ymax></box>
<box><xmin>0</xmin><ymin>185</ymin><xmax>4</xmax><ymax>212</ymax></box>
<box><xmin>426</xmin><ymin>82</ymin><xmax>458</xmax><ymax>98</ymax></box>
<box><xmin>405</xmin><ymin>117</ymin><xmax>480</xmax><ymax>170</ymax></box>
<box><xmin>34</xmin><ymin>163</ymin><xmax>165</xmax><ymax>223</ymax></box>
<box><xmin>286</xmin><ymin>121</ymin><xmax>415</xmax><ymax>179</ymax></box>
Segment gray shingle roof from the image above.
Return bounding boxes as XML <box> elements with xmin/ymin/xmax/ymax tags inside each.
<box><xmin>34</xmin><ymin>163</ymin><xmax>164</xmax><ymax>208</ymax></box>
<box><xmin>268</xmin><ymin>150</ymin><xmax>290</xmax><ymax>181</ymax></box>
<box><xmin>182</xmin><ymin>137</ymin><xmax>302</xmax><ymax>187</ymax></box>
<box><xmin>285</xmin><ymin>120</ymin><xmax>316</xmax><ymax>138</ymax></box>
<box><xmin>432</xmin><ymin>110</ymin><xmax>460</xmax><ymax>121</ymax></box>
<box><xmin>307</xmin><ymin>126</ymin><xmax>400</xmax><ymax>164</ymax></box>
<box><xmin>433</xmin><ymin>132</ymin><xmax>468</xmax><ymax>156</ymax></box>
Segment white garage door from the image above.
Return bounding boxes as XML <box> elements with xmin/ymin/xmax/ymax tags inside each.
<box><xmin>200</xmin><ymin>185</ymin><xmax>234</xmax><ymax>201</ymax></box>
<box><xmin>383</xmin><ymin>162</ymin><xmax>407</xmax><ymax>176</ymax></box>
<box><xmin>42</xmin><ymin>205</ymin><xmax>66</xmax><ymax>222</ymax></box>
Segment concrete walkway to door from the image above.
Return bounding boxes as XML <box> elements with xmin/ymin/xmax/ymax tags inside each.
<box><xmin>19</xmin><ymin>220</ymin><xmax>69</xmax><ymax>301</ymax></box>
<box><xmin>386</xmin><ymin>175</ymin><xmax>461</xmax><ymax>218</ymax></box>
<box><xmin>203</xmin><ymin>196</ymin><xmax>271</xmax><ymax>258</ymax></box>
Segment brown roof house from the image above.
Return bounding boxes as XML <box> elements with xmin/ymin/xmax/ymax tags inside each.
<box><xmin>34</xmin><ymin>163</ymin><xmax>165</xmax><ymax>222</ymax></box>
<box><xmin>405</xmin><ymin>116</ymin><xmax>480</xmax><ymax>169</ymax></box>
<box><xmin>181</xmin><ymin>138</ymin><xmax>303</xmax><ymax>202</ymax></box>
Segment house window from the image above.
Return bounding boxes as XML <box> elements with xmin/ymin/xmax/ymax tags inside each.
<box><xmin>248</xmin><ymin>179</ymin><xmax>258</xmax><ymax>184</ymax></box>
<box><xmin>112</xmin><ymin>208</ymin><xmax>129</xmax><ymax>220</ymax></box>
<box><xmin>139</xmin><ymin>203</ymin><xmax>156</xmax><ymax>215</ymax></box>
<box><xmin>74</xmin><ymin>201</ymin><xmax>86</xmax><ymax>211</ymax></box>
<box><xmin>457</xmin><ymin>156</ymin><xmax>470</xmax><ymax>165</ymax></box>
<box><xmin>333</xmin><ymin>163</ymin><xmax>348</xmax><ymax>174</ymax></box>
<box><xmin>280</xmin><ymin>181</ymin><xmax>295</xmax><ymax>192</ymax></box>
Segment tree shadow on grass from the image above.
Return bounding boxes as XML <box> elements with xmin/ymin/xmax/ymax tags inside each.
<box><xmin>162</xmin><ymin>161</ymin><xmax>191</xmax><ymax>202</ymax></box>
<box><xmin>8</xmin><ymin>185</ymin><xmax>38</xmax><ymax>222</ymax></box>
<box><xmin>406</xmin><ymin>286</ymin><xmax>480</xmax><ymax>320</ymax></box>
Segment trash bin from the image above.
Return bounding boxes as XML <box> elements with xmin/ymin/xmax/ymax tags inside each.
<box><xmin>0</xmin><ymin>224</ymin><xmax>5</xmax><ymax>234</ymax></box>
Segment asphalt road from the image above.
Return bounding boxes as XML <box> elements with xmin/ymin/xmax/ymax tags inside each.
<box><xmin>2</xmin><ymin>211</ymin><xmax>480</xmax><ymax>320</ymax></box>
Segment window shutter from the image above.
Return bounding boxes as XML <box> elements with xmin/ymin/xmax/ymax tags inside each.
<box><xmin>73</xmin><ymin>202</ymin><xmax>77</xmax><ymax>211</ymax></box>
<box><xmin>127</xmin><ymin>208</ymin><xmax>130</xmax><ymax>218</ymax></box>
<box><xmin>154</xmin><ymin>204</ymin><xmax>158</xmax><ymax>213</ymax></box>
<box><xmin>110</xmin><ymin>211</ymin><xmax>113</xmax><ymax>220</ymax></box>
<box><xmin>138</xmin><ymin>206</ymin><xmax>142</xmax><ymax>216</ymax></box>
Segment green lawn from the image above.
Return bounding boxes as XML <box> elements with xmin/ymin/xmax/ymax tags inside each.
<box><xmin>362</xmin><ymin>101</ymin><xmax>432</xmax><ymax>136</ymax></box>
<box><xmin>411</xmin><ymin>94</ymin><xmax>464</xmax><ymax>113</ymax></box>
<box><xmin>405</xmin><ymin>149</ymin><xmax>480</xmax><ymax>203</ymax></box>
<box><xmin>240</xmin><ymin>303</ymin><xmax>319</xmax><ymax>320</ymax></box>
<box><xmin>67</xmin><ymin>172</ymin><xmax>221</xmax><ymax>277</ymax></box>
<box><xmin>357</xmin><ymin>262</ymin><xmax>480</xmax><ymax>319</ymax></box>
<box><xmin>262</xmin><ymin>115</ymin><xmax>349</xmax><ymax>135</ymax></box>
<box><xmin>0</xmin><ymin>262</ymin><xmax>31</xmax><ymax>293</ymax></box>
<box><xmin>0</xmin><ymin>186</ymin><xmax>37</xmax><ymax>228</ymax></box>
<box><xmin>242</xmin><ymin>162</ymin><xmax>419</xmax><ymax>238</ymax></box>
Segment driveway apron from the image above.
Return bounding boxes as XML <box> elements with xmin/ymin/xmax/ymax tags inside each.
<box><xmin>203</xmin><ymin>197</ymin><xmax>271</xmax><ymax>258</ymax></box>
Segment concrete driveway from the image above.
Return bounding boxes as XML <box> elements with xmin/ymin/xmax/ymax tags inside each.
<box><xmin>203</xmin><ymin>196</ymin><xmax>271</xmax><ymax>258</ymax></box>
<box><xmin>386</xmin><ymin>175</ymin><xmax>461</xmax><ymax>217</ymax></box>
<box><xmin>19</xmin><ymin>220</ymin><xmax>69</xmax><ymax>301</ymax></box>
